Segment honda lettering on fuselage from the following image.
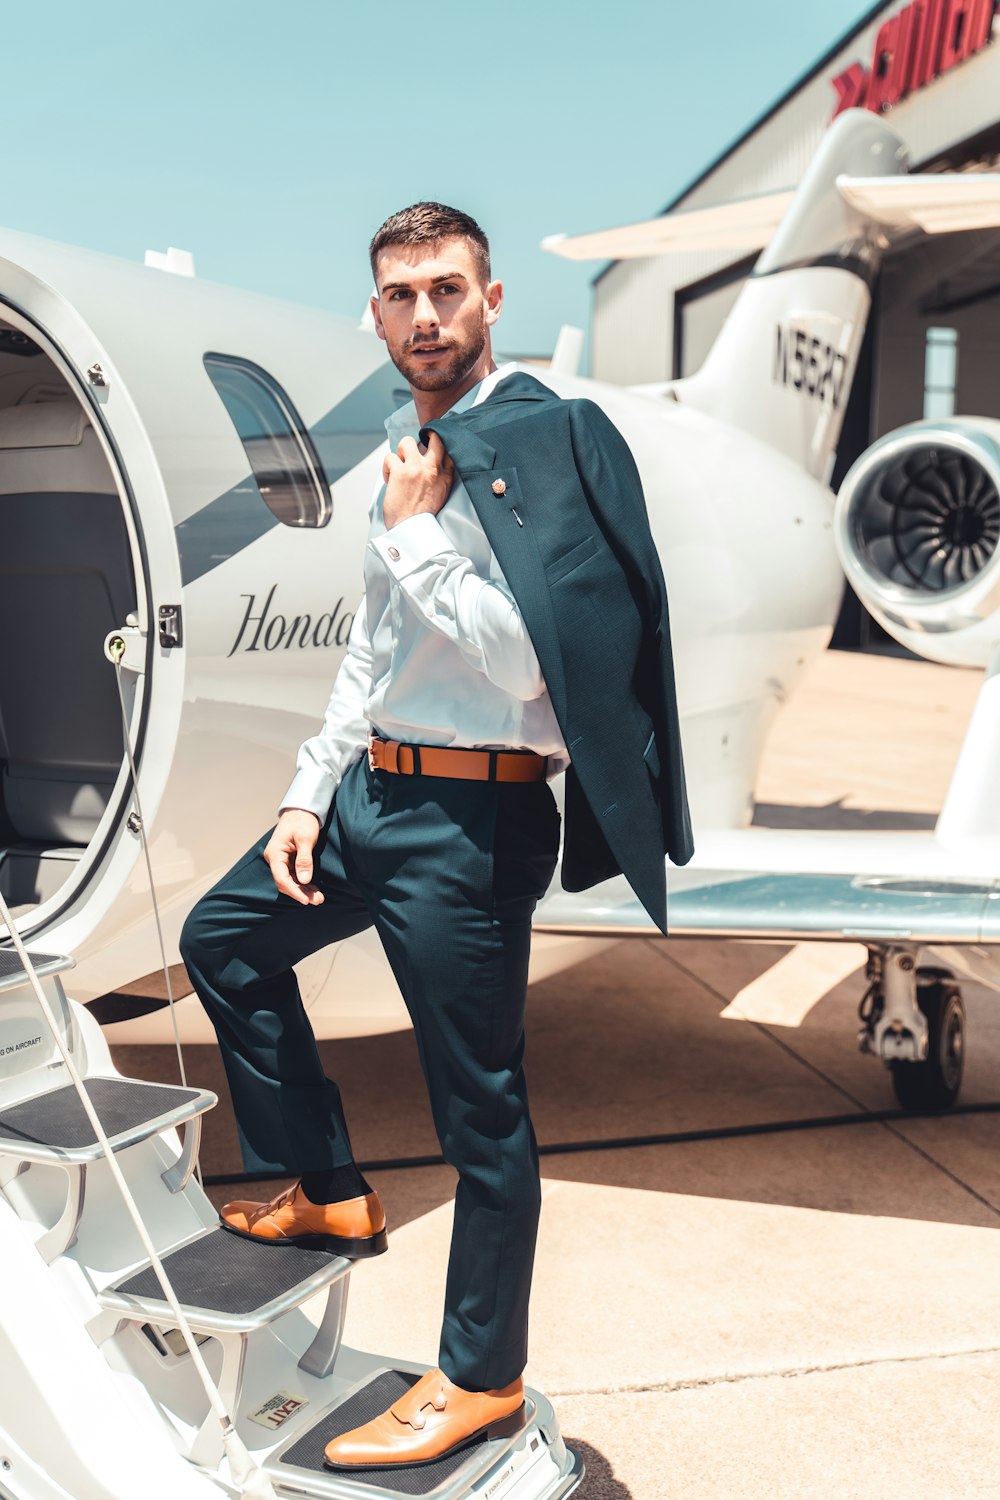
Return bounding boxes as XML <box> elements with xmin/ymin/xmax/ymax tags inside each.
<box><xmin>228</xmin><ymin>586</ymin><xmax>354</xmax><ymax>658</ymax></box>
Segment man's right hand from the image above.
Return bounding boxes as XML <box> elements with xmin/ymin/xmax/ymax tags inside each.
<box><xmin>264</xmin><ymin>809</ymin><xmax>325</xmax><ymax>905</ymax></box>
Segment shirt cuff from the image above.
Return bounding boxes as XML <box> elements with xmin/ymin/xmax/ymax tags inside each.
<box><xmin>279</xmin><ymin>767</ymin><xmax>337</xmax><ymax>822</ymax></box>
<box><xmin>370</xmin><ymin>512</ymin><xmax>456</xmax><ymax>577</ymax></box>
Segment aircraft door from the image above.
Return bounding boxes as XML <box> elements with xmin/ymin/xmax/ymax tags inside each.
<box><xmin>0</xmin><ymin>319</ymin><xmax>147</xmax><ymax>930</ymax></box>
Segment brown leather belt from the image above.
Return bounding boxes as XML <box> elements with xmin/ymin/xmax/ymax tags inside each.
<box><xmin>368</xmin><ymin>733</ymin><xmax>546</xmax><ymax>783</ymax></box>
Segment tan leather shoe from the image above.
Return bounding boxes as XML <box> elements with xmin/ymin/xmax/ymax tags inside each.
<box><xmin>323</xmin><ymin>1368</ymin><xmax>526</xmax><ymax>1470</ymax></box>
<box><xmin>219</xmin><ymin>1183</ymin><xmax>387</xmax><ymax>1257</ymax></box>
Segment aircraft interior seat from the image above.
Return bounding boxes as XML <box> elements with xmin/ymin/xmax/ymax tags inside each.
<box><xmin>0</xmin><ymin>400</ymin><xmax>135</xmax><ymax>845</ymax></box>
<box><xmin>16</xmin><ymin>380</ymin><xmax>82</xmax><ymax>406</ymax></box>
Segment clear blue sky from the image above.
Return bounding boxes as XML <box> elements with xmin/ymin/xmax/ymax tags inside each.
<box><xmin>4</xmin><ymin>0</ymin><xmax>879</xmax><ymax>357</ymax></box>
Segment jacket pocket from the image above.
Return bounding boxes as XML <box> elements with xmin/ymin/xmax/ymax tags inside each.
<box><xmin>544</xmin><ymin>534</ymin><xmax>598</xmax><ymax>585</ymax></box>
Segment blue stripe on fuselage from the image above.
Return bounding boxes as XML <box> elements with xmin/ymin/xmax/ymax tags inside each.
<box><xmin>176</xmin><ymin>362</ymin><xmax>408</xmax><ymax>586</ymax></box>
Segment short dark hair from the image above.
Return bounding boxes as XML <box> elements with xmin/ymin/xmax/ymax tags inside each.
<box><xmin>369</xmin><ymin>202</ymin><xmax>491</xmax><ymax>286</ymax></box>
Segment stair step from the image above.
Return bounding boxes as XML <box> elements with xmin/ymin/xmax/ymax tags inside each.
<box><xmin>0</xmin><ymin>950</ymin><xmax>73</xmax><ymax>992</ymax></box>
<box><xmin>100</xmin><ymin>1226</ymin><xmax>351</xmax><ymax>1334</ymax></box>
<box><xmin>0</xmin><ymin>1076</ymin><xmax>216</xmax><ymax>1165</ymax></box>
<box><xmin>270</xmin><ymin>1369</ymin><xmax>538</xmax><ymax>1498</ymax></box>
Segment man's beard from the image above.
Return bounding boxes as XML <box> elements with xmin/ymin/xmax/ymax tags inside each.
<box><xmin>389</xmin><ymin>321</ymin><xmax>487</xmax><ymax>392</ymax></box>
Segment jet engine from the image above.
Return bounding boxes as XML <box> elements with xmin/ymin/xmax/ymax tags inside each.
<box><xmin>834</xmin><ymin>419</ymin><xmax>1000</xmax><ymax>666</ymax></box>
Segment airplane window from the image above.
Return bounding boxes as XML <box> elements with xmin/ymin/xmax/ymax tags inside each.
<box><xmin>204</xmin><ymin>354</ymin><xmax>331</xmax><ymax>528</ymax></box>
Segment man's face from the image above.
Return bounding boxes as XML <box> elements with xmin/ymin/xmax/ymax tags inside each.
<box><xmin>370</xmin><ymin>236</ymin><xmax>502</xmax><ymax>392</ymax></box>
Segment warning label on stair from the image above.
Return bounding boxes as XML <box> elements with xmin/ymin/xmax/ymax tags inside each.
<box><xmin>248</xmin><ymin>1392</ymin><xmax>309</xmax><ymax>1431</ymax></box>
<box><xmin>1</xmin><ymin>1033</ymin><xmax>41</xmax><ymax>1057</ymax></box>
<box><xmin>0</xmin><ymin>1016</ymin><xmax>48</xmax><ymax>1077</ymax></box>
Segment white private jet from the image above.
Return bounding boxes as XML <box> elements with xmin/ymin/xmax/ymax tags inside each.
<box><xmin>2</xmin><ymin>106</ymin><xmax>1000</xmax><ymax>1500</ymax></box>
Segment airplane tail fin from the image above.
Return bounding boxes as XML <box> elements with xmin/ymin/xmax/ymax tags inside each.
<box><xmin>676</xmin><ymin>111</ymin><xmax>908</xmax><ymax>481</ymax></box>
<box><xmin>546</xmin><ymin>109</ymin><xmax>1000</xmax><ymax>480</ymax></box>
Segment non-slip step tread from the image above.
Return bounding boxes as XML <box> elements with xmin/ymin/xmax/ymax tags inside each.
<box><xmin>0</xmin><ymin>950</ymin><xmax>71</xmax><ymax>988</ymax></box>
<box><xmin>276</xmin><ymin>1370</ymin><xmax>490</xmax><ymax>1494</ymax></box>
<box><xmin>0</xmin><ymin>1077</ymin><xmax>207</xmax><ymax>1151</ymax></box>
<box><xmin>107</xmin><ymin>1228</ymin><xmax>343</xmax><ymax>1319</ymax></box>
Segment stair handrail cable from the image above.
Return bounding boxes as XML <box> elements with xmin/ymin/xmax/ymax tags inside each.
<box><xmin>0</xmin><ymin>888</ymin><xmax>278</xmax><ymax>1499</ymax></box>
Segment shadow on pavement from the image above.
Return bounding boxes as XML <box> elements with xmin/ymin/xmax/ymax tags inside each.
<box><xmin>565</xmin><ymin>1439</ymin><xmax>632</xmax><ymax>1499</ymax></box>
<box><xmin>752</xmin><ymin>799</ymin><xmax>937</xmax><ymax>830</ymax></box>
<box><xmin>112</xmin><ymin>934</ymin><xmax>1000</xmax><ymax>1233</ymax></box>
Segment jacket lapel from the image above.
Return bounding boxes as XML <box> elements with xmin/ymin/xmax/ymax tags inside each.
<box><xmin>463</xmin><ymin>467</ymin><xmax>568</xmax><ymax>724</ymax></box>
<box><xmin>420</xmin><ymin>422</ymin><xmax>496</xmax><ymax>474</ymax></box>
<box><xmin>422</xmin><ymin>411</ymin><xmax>568</xmax><ymax>726</ymax></box>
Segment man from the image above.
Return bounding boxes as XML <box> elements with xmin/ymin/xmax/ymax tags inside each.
<box><xmin>180</xmin><ymin>202</ymin><xmax>692</xmax><ymax>1471</ymax></box>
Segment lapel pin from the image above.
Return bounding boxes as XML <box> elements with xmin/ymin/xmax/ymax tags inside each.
<box><xmin>491</xmin><ymin>478</ymin><xmax>507</xmax><ymax>495</ymax></box>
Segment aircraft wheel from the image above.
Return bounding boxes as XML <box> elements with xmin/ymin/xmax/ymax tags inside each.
<box><xmin>890</xmin><ymin>970</ymin><xmax>965</xmax><ymax>1112</ymax></box>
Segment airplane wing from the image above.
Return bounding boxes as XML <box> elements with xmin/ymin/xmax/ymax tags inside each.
<box><xmin>534</xmin><ymin>867</ymin><xmax>1000</xmax><ymax>943</ymax></box>
<box><xmin>543</xmin><ymin>173</ymin><xmax>1000</xmax><ymax>261</ymax></box>
<box><xmin>835</xmin><ymin>173</ymin><xmax>1000</xmax><ymax>233</ymax></box>
<box><xmin>535</xmin><ymin>823</ymin><xmax>1000</xmax><ymax>943</ymax></box>
<box><xmin>541</xmin><ymin>190</ymin><xmax>794</xmax><ymax>261</ymax></box>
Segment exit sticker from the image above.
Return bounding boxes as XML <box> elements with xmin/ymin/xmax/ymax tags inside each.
<box><xmin>248</xmin><ymin>1392</ymin><xmax>309</xmax><ymax>1431</ymax></box>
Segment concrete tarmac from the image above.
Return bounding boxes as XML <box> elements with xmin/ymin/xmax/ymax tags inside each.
<box><xmin>113</xmin><ymin>649</ymin><xmax>1000</xmax><ymax>1500</ymax></box>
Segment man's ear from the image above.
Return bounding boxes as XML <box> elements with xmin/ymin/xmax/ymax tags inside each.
<box><xmin>370</xmin><ymin>292</ymin><xmax>386</xmax><ymax>341</ymax></box>
<box><xmin>484</xmin><ymin>278</ymin><xmax>503</xmax><ymax>328</ymax></box>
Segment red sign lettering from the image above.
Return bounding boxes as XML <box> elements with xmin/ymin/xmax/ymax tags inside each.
<box><xmin>832</xmin><ymin>60</ymin><xmax>868</xmax><ymax>113</ymax></box>
<box><xmin>831</xmin><ymin>0</ymin><xmax>998</xmax><ymax>117</ymax></box>
<box><xmin>865</xmin><ymin>15</ymin><xmax>903</xmax><ymax>110</ymax></box>
<box><xmin>940</xmin><ymin>0</ymin><xmax>979</xmax><ymax>65</ymax></box>
<box><xmin>967</xmin><ymin>0</ymin><xmax>998</xmax><ymax>53</ymax></box>
<box><xmin>911</xmin><ymin>0</ymin><xmax>939</xmax><ymax>87</ymax></box>
<box><xmin>887</xmin><ymin>4</ymin><xmax>919</xmax><ymax>100</ymax></box>
<box><xmin>265</xmin><ymin>1398</ymin><xmax>302</xmax><ymax>1428</ymax></box>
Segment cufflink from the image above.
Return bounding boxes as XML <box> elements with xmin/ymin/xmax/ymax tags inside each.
<box><xmin>388</xmin><ymin>545</ymin><xmax>400</xmax><ymax>560</ymax></box>
<box><xmin>491</xmin><ymin>478</ymin><xmax>506</xmax><ymax>495</ymax></box>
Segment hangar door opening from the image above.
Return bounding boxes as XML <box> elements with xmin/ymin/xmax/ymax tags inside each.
<box><xmin>857</xmin><ymin>127</ymin><xmax>1000</xmax><ymax>647</ymax></box>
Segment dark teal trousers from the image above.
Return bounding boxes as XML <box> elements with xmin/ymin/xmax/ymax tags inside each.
<box><xmin>180</xmin><ymin>754</ymin><xmax>560</xmax><ymax>1390</ymax></box>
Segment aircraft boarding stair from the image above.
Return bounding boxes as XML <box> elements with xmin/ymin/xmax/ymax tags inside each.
<box><xmin>0</xmin><ymin>949</ymin><xmax>581</xmax><ymax>1500</ymax></box>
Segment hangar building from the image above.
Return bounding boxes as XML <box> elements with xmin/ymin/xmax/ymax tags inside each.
<box><xmin>591</xmin><ymin>0</ymin><xmax>1000</xmax><ymax>646</ymax></box>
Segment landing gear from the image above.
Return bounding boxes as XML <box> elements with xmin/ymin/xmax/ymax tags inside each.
<box><xmin>857</xmin><ymin>948</ymin><xmax>965</xmax><ymax>1111</ymax></box>
<box><xmin>890</xmin><ymin>970</ymin><xmax>965</xmax><ymax>1111</ymax></box>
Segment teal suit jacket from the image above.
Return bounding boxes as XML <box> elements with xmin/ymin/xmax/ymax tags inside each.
<box><xmin>423</xmin><ymin>371</ymin><xmax>694</xmax><ymax>935</ymax></box>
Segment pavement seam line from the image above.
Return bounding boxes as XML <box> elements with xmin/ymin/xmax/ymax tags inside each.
<box><xmin>652</xmin><ymin>940</ymin><xmax>872</xmax><ymax>1115</ymax></box>
<box><xmin>650</xmin><ymin>941</ymin><xmax>1000</xmax><ymax>1222</ymax></box>
<box><xmin>548</xmin><ymin>1341</ymin><xmax>1000</xmax><ymax>1398</ymax></box>
<box><xmin>875</xmin><ymin>1116</ymin><xmax>1000</xmax><ymax>1218</ymax></box>
<box><xmin>746</xmin><ymin>1013</ymin><xmax>1000</xmax><ymax>1221</ymax></box>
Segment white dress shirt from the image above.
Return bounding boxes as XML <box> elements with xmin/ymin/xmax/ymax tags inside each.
<box><xmin>281</xmin><ymin>364</ymin><xmax>568</xmax><ymax>820</ymax></box>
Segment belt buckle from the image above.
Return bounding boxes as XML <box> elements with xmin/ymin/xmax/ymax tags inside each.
<box><xmin>367</xmin><ymin>732</ymin><xmax>377</xmax><ymax>772</ymax></box>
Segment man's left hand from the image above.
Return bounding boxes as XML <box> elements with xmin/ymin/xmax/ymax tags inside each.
<box><xmin>383</xmin><ymin>433</ymin><xmax>454</xmax><ymax>530</ymax></box>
